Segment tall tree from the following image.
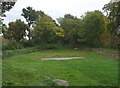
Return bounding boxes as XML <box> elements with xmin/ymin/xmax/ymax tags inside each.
<box><xmin>81</xmin><ymin>11</ymin><xmax>105</xmax><ymax>47</ymax></box>
<box><xmin>3</xmin><ymin>19</ymin><xmax>28</xmax><ymax>42</ymax></box>
<box><xmin>103</xmin><ymin>1</ymin><xmax>120</xmax><ymax>48</ymax></box>
<box><xmin>57</xmin><ymin>14</ymin><xmax>82</xmax><ymax>47</ymax></box>
<box><xmin>21</xmin><ymin>6</ymin><xmax>38</xmax><ymax>40</ymax></box>
<box><xmin>0</xmin><ymin>0</ymin><xmax>17</xmax><ymax>34</ymax></box>
<box><xmin>33</xmin><ymin>15</ymin><xmax>64</xmax><ymax>44</ymax></box>
<box><xmin>0</xmin><ymin>0</ymin><xmax>16</xmax><ymax>13</ymax></box>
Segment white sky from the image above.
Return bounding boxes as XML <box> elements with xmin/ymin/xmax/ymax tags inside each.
<box><xmin>3</xmin><ymin>0</ymin><xmax>110</xmax><ymax>24</ymax></box>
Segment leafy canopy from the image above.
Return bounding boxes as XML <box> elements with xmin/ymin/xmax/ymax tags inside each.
<box><xmin>81</xmin><ymin>11</ymin><xmax>105</xmax><ymax>47</ymax></box>
<box><xmin>33</xmin><ymin>15</ymin><xmax>64</xmax><ymax>44</ymax></box>
<box><xmin>3</xmin><ymin>19</ymin><xmax>28</xmax><ymax>42</ymax></box>
<box><xmin>57</xmin><ymin>14</ymin><xmax>82</xmax><ymax>47</ymax></box>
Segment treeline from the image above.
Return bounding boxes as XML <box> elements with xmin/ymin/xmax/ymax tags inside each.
<box><xmin>2</xmin><ymin>1</ymin><xmax>120</xmax><ymax>50</ymax></box>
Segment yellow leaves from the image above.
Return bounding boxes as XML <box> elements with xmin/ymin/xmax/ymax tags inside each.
<box><xmin>35</xmin><ymin>15</ymin><xmax>65</xmax><ymax>38</ymax></box>
<box><xmin>52</xmin><ymin>27</ymin><xmax>64</xmax><ymax>32</ymax></box>
<box><xmin>39</xmin><ymin>22</ymin><xmax>53</xmax><ymax>25</ymax></box>
<box><xmin>38</xmin><ymin>22</ymin><xmax>53</xmax><ymax>25</ymax></box>
<box><xmin>55</xmin><ymin>32</ymin><xmax>64</xmax><ymax>37</ymax></box>
<box><xmin>51</xmin><ymin>27</ymin><xmax>64</xmax><ymax>37</ymax></box>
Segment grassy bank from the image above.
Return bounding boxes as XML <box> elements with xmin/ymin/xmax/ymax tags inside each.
<box><xmin>2</xmin><ymin>44</ymin><xmax>66</xmax><ymax>54</ymax></box>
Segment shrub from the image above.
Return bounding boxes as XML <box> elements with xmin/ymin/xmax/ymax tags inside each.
<box><xmin>21</xmin><ymin>39</ymin><xmax>34</xmax><ymax>47</ymax></box>
<box><xmin>2</xmin><ymin>80</ymin><xmax>17</xmax><ymax>86</ymax></box>
<box><xmin>2</xmin><ymin>40</ymin><xmax>23</xmax><ymax>50</ymax></box>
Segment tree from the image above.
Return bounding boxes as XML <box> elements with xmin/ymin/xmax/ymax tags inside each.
<box><xmin>57</xmin><ymin>14</ymin><xmax>82</xmax><ymax>47</ymax></box>
<box><xmin>81</xmin><ymin>11</ymin><xmax>105</xmax><ymax>47</ymax></box>
<box><xmin>0</xmin><ymin>0</ymin><xmax>16</xmax><ymax>13</ymax></box>
<box><xmin>99</xmin><ymin>16</ymin><xmax>111</xmax><ymax>48</ymax></box>
<box><xmin>32</xmin><ymin>15</ymin><xmax>64</xmax><ymax>44</ymax></box>
<box><xmin>3</xmin><ymin>19</ymin><xmax>28</xmax><ymax>42</ymax></box>
<box><xmin>103</xmin><ymin>1</ymin><xmax>120</xmax><ymax>30</ymax></box>
<box><xmin>103</xmin><ymin>1</ymin><xmax>120</xmax><ymax>48</ymax></box>
<box><xmin>21</xmin><ymin>6</ymin><xmax>39</xmax><ymax>40</ymax></box>
<box><xmin>0</xmin><ymin>0</ymin><xmax>17</xmax><ymax>34</ymax></box>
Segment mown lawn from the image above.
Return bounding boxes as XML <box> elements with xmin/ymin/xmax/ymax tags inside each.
<box><xmin>2</xmin><ymin>48</ymin><xmax>118</xmax><ymax>86</ymax></box>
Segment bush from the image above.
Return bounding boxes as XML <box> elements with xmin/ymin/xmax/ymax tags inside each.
<box><xmin>2</xmin><ymin>80</ymin><xmax>17</xmax><ymax>86</ymax></box>
<box><xmin>21</xmin><ymin>39</ymin><xmax>34</xmax><ymax>47</ymax></box>
<box><xmin>2</xmin><ymin>40</ymin><xmax>23</xmax><ymax>50</ymax></box>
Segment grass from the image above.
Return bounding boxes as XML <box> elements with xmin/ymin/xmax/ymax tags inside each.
<box><xmin>2</xmin><ymin>47</ymin><xmax>118</xmax><ymax>86</ymax></box>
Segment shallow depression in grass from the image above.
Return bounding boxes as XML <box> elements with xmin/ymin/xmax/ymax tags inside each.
<box><xmin>41</xmin><ymin>57</ymin><xmax>84</xmax><ymax>60</ymax></box>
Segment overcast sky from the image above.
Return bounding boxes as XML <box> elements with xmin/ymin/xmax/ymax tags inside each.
<box><xmin>3</xmin><ymin>0</ymin><xmax>110</xmax><ymax>24</ymax></box>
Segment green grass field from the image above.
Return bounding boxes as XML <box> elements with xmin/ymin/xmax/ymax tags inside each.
<box><xmin>2</xmin><ymin>47</ymin><xmax>118</xmax><ymax>86</ymax></box>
